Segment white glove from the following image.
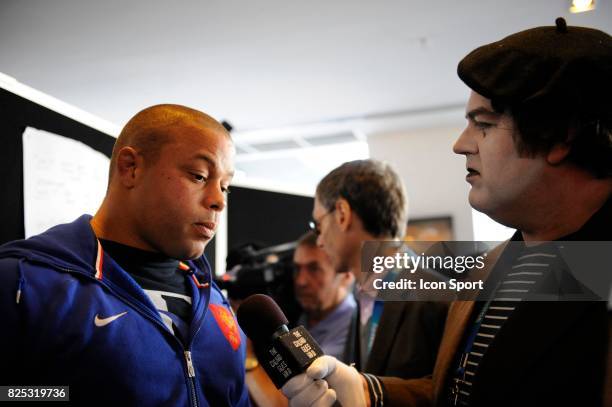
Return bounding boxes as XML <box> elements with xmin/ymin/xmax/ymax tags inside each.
<box><xmin>281</xmin><ymin>371</ymin><xmax>337</xmax><ymax>407</ymax></box>
<box><xmin>306</xmin><ymin>355</ymin><xmax>367</xmax><ymax>407</ymax></box>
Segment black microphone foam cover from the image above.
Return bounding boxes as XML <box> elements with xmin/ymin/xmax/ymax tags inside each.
<box><xmin>237</xmin><ymin>294</ymin><xmax>324</xmax><ymax>388</ymax></box>
<box><xmin>237</xmin><ymin>294</ymin><xmax>289</xmax><ymax>344</ymax></box>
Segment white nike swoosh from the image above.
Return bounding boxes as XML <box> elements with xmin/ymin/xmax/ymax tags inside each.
<box><xmin>94</xmin><ymin>311</ymin><xmax>128</xmax><ymax>327</ymax></box>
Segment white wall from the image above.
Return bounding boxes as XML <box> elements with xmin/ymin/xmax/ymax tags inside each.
<box><xmin>367</xmin><ymin>125</ymin><xmax>474</xmax><ymax>240</ymax></box>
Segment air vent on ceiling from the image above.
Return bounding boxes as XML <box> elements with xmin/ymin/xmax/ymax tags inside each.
<box><xmin>237</xmin><ymin>130</ymin><xmax>360</xmax><ymax>154</ymax></box>
<box><xmin>304</xmin><ymin>131</ymin><xmax>358</xmax><ymax>146</ymax></box>
<box><xmin>250</xmin><ymin>140</ymin><xmax>302</xmax><ymax>152</ymax></box>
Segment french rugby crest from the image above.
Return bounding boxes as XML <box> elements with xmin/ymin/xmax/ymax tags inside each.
<box><xmin>209</xmin><ymin>304</ymin><xmax>241</xmax><ymax>350</ymax></box>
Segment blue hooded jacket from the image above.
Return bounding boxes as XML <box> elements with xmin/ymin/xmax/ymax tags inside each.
<box><xmin>0</xmin><ymin>215</ymin><xmax>250</xmax><ymax>406</ymax></box>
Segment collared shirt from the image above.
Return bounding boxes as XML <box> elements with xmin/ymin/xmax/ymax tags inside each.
<box><xmin>298</xmin><ymin>293</ymin><xmax>357</xmax><ymax>363</ymax></box>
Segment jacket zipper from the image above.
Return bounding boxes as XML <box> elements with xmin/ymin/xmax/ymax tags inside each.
<box><xmin>184</xmin><ymin>351</ymin><xmax>198</xmax><ymax>407</ymax></box>
<box><xmin>184</xmin><ymin>289</ymin><xmax>206</xmax><ymax>407</ymax></box>
<box><xmin>56</xmin><ymin>266</ymin><xmax>202</xmax><ymax>407</ymax></box>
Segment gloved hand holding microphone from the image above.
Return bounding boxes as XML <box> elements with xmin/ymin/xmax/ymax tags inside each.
<box><xmin>237</xmin><ymin>294</ymin><xmax>339</xmax><ymax>406</ymax></box>
<box><xmin>305</xmin><ymin>355</ymin><xmax>368</xmax><ymax>407</ymax></box>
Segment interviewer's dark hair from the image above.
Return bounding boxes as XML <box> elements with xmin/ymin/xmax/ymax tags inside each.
<box><xmin>491</xmin><ymin>99</ymin><xmax>612</xmax><ymax>178</ymax></box>
<box><xmin>316</xmin><ymin>160</ymin><xmax>407</xmax><ymax>239</ymax></box>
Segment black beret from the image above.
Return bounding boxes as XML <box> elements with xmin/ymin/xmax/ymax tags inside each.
<box><xmin>458</xmin><ymin>18</ymin><xmax>612</xmax><ymax>110</ymax></box>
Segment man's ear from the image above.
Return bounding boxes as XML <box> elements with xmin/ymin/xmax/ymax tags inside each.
<box><xmin>546</xmin><ymin>142</ymin><xmax>571</xmax><ymax>165</ymax></box>
<box><xmin>547</xmin><ymin>127</ymin><xmax>576</xmax><ymax>165</ymax></box>
<box><xmin>335</xmin><ymin>198</ymin><xmax>352</xmax><ymax>232</ymax></box>
<box><xmin>115</xmin><ymin>147</ymin><xmax>141</xmax><ymax>188</ymax></box>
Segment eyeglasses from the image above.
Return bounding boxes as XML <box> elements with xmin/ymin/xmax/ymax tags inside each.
<box><xmin>308</xmin><ymin>209</ymin><xmax>335</xmax><ymax>236</ymax></box>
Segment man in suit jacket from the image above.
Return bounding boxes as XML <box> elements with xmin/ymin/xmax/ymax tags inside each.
<box><xmin>283</xmin><ymin>18</ymin><xmax>611</xmax><ymax>407</ymax></box>
<box><xmin>310</xmin><ymin>159</ymin><xmax>448</xmax><ymax>379</ymax></box>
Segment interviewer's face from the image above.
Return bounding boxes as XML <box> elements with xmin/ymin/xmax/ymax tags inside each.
<box><xmin>133</xmin><ymin>124</ymin><xmax>234</xmax><ymax>259</ymax></box>
<box><xmin>293</xmin><ymin>244</ymin><xmax>341</xmax><ymax>314</ymax></box>
<box><xmin>453</xmin><ymin>91</ymin><xmax>547</xmax><ymax>225</ymax></box>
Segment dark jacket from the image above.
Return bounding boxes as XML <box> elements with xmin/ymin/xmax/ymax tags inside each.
<box><xmin>378</xmin><ymin>197</ymin><xmax>611</xmax><ymax>407</ymax></box>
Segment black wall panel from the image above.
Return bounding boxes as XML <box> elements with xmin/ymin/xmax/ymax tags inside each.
<box><xmin>227</xmin><ymin>186</ymin><xmax>313</xmax><ymax>252</ymax></box>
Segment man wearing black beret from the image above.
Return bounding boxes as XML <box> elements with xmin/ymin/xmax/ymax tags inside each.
<box><xmin>283</xmin><ymin>18</ymin><xmax>611</xmax><ymax>407</ymax></box>
<box><xmin>443</xmin><ymin>17</ymin><xmax>611</xmax><ymax>407</ymax></box>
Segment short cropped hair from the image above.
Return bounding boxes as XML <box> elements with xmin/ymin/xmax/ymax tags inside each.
<box><xmin>109</xmin><ymin>104</ymin><xmax>230</xmax><ymax>182</ymax></box>
<box><xmin>316</xmin><ymin>159</ymin><xmax>407</xmax><ymax>239</ymax></box>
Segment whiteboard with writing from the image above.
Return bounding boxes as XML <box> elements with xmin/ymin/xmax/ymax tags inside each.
<box><xmin>23</xmin><ymin>127</ymin><xmax>109</xmax><ymax>237</ymax></box>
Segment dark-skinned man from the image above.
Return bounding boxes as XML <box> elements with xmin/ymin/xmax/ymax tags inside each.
<box><xmin>0</xmin><ymin>104</ymin><xmax>249</xmax><ymax>406</ymax></box>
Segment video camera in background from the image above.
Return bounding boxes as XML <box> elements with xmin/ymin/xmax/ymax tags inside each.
<box><xmin>216</xmin><ymin>241</ymin><xmax>302</xmax><ymax>326</ymax></box>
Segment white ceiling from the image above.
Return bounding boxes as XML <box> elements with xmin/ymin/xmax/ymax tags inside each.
<box><xmin>2</xmin><ymin>0</ymin><xmax>610</xmax><ymax>192</ymax></box>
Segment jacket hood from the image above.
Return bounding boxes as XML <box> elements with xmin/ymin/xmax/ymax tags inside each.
<box><xmin>0</xmin><ymin>215</ymin><xmax>99</xmax><ymax>275</ymax></box>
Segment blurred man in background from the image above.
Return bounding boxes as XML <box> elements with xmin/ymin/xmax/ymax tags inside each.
<box><xmin>294</xmin><ymin>230</ymin><xmax>356</xmax><ymax>362</ymax></box>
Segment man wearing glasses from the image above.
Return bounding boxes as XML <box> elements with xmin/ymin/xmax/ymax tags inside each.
<box><xmin>307</xmin><ymin>159</ymin><xmax>448</xmax><ymax>380</ymax></box>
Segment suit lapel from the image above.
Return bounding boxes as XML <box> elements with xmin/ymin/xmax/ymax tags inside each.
<box><xmin>432</xmin><ymin>300</ymin><xmax>475</xmax><ymax>403</ymax></box>
<box><xmin>432</xmin><ymin>242</ymin><xmax>507</xmax><ymax>404</ymax></box>
<box><xmin>365</xmin><ymin>301</ymin><xmax>405</xmax><ymax>374</ymax></box>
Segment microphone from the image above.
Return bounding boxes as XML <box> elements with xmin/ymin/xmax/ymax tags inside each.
<box><xmin>237</xmin><ymin>294</ymin><xmax>325</xmax><ymax>388</ymax></box>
